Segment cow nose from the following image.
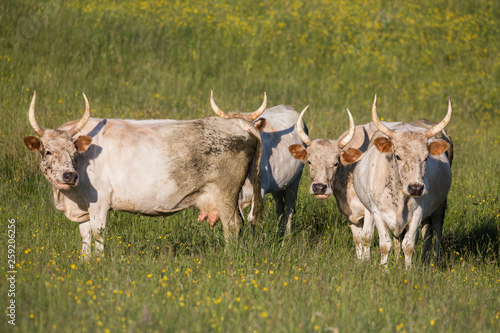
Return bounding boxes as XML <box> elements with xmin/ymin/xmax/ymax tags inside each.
<box><xmin>408</xmin><ymin>184</ymin><xmax>424</xmax><ymax>196</ymax></box>
<box><xmin>63</xmin><ymin>172</ymin><xmax>78</xmax><ymax>184</ymax></box>
<box><xmin>312</xmin><ymin>183</ymin><xmax>327</xmax><ymax>195</ymax></box>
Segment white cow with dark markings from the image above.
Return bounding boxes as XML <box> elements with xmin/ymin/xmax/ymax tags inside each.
<box><xmin>353</xmin><ymin>96</ymin><xmax>453</xmax><ymax>269</ymax></box>
<box><xmin>288</xmin><ymin>105</ymin><xmax>390</xmax><ymax>258</ymax></box>
<box><xmin>210</xmin><ymin>91</ymin><xmax>306</xmax><ymax>236</ymax></box>
<box><xmin>23</xmin><ymin>92</ymin><xmax>263</xmax><ymax>257</ymax></box>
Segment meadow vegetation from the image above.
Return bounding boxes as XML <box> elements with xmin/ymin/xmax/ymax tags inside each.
<box><xmin>0</xmin><ymin>0</ymin><xmax>499</xmax><ymax>332</ymax></box>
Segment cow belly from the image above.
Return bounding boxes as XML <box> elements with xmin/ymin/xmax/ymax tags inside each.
<box><xmin>111</xmin><ymin>191</ymin><xmax>196</xmax><ymax>216</ymax></box>
<box><xmin>112</xmin><ymin>201</ymin><xmax>184</xmax><ymax>217</ymax></box>
<box><xmin>110</xmin><ymin>182</ymin><xmax>224</xmax><ymax>218</ymax></box>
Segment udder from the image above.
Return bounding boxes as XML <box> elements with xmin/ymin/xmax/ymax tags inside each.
<box><xmin>197</xmin><ymin>210</ymin><xmax>220</xmax><ymax>229</ymax></box>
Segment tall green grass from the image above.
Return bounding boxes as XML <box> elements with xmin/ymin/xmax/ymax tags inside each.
<box><xmin>1</xmin><ymin>0</ymin><xmax>499</xmax><ymax>332</ymax></box>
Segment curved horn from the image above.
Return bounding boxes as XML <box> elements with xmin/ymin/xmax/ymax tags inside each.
<box><xmin>68</xmin><ymin>92</ymin><xmax>91</xmax><ymax>137</ymax></box>
<box><xmin>210</xmin><ymin>90</ymin><xmax>230</xmax><ymax>118</ymax></box>
<box><xmin>425</xmin><ymin>97</ymin><xmax>452</xmax><ymax>138</ymax></box>
<box><xmin>296</xmin><ymin>105</ymin><xmax>312</xmax><ymax>146</ymax></box>
<box><xmin>250</xmin><ymin>92</ymin><xmax>267</xmax><ymax>120</ymax></box>
<box><xmin>28</xmin><ymin>91</ymin><xmax>45</xmax><ymax>137</ymax></box>
<box><xmin>371</xmin><ymin>94</ymin><xmax>395</xmax><ymax>139</ymax></box>
<box><xmin>338</xmin><ymin>109</ymin><xmax>355</xmax><ymax>149</ymax></box>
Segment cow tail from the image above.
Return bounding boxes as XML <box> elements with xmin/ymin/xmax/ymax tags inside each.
<box><xmin>248</xmin><ymin>127</ymin><xmax>263</xmax><ymax>225</ymax></box>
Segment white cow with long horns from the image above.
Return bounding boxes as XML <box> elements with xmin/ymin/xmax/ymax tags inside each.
<box><xmin>288</xmin><ymin>105</ymin><xmax>381</xmax><ymax>257</ymax></box>
<box><xmin>23</xmin><ymin>92</ymin><xmax>264</xmax><ymax>256</ymax></box>
<box><xmin>353</xmin><ymin>96</ymin><xmax>453</xmax><ymax>269</ymax></box>
<box><xmin>210</xmin><ymin>91</ymin><xmax>306</xmax><ymax>236</ymax></box>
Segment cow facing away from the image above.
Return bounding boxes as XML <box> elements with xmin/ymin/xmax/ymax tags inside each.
<box><xmin>210</xmin><ymin>91</ymin><xmax>306</xmax><ymax>236</ymax></box>
<box><xmin>288</xmin><ymin>106</ymin><xmax>377</xmax><ymax>258</ymax></box>
<box><xmin>23</xmin><ymin>92</ymin><xmax>263</xmax><ymax>257</ymax></box>
<box><xmin>353</xmin><ymin>96</ymin><xmax>452</xmax><ymax>269</ymax></box>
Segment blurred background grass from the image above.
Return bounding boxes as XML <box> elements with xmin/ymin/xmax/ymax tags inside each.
<box><xmin>0</xmin><ymin>0</ymin><xmax>499</xmax><ymax>332</ymax></box>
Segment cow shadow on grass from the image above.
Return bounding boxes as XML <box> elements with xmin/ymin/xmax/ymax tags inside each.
<box><xmin>441</xmin><ymin>218</ymin><xmax>500</xmax><ymax>265</ymax></box>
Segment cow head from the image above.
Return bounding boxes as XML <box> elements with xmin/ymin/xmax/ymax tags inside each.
<box><xmin>371</xmin><ymin>95</ymin><xmax>451</xmax><ymax>197</ymax></box>
<box><xmin>23</xmin><ymin>92</ymin><xmax>92</xmax><ymax>190</ymax></box>
<box><xmin>288</xmin><ymin>106</ymin><xmax>362</xmax><ymax>199</ymax></box>
<box><xmin>210</xmin><ymin>90</ymin><xmax>267</xmax><ymax>132</ymax></box>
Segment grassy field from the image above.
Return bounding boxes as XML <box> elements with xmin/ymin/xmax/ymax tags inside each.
<box><xmin>1</xmin><ymin>0</ymin><xmax>499</xmax><ymax>332</ymax></box>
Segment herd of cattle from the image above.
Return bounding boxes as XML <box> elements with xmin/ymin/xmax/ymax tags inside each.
<box><xmin>23</xmin><ymin>91</ymin><xmax>453</xmax><ymax>269</ymax></box>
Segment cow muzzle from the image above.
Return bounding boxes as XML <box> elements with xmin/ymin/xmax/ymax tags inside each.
<box><xmin>311</xmin><ymin>183</ymin><xmax>331</xmax><ymax>199</ymax></box>
<box><xmin>55</xmin><ymin>172</ymin><xmax>79</xmax><ymax>190</ymax></box>
<box><xmin>407</xmin><ymin>183</ymin><xmax>425</xmax><ymax>197</ymax></box>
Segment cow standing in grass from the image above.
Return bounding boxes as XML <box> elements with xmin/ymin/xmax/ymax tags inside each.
<box><xmin>210</xmin><ymin>91</ymin><xmax>306</xmax><ymax>236</ymax></box>
<box><xmin>288</xmin><ymin>105</ymin><xmax>377</xmax><ymax>258</ymax></box>
<box><xmin>353</xmin><ymin>96</ymin><xmax>453</xmax><ymax>269</ymax></box>
<box><xmin>23</xmin><ymin>92</ymin><xmax>263</xmax><ymax>257</ymax></box>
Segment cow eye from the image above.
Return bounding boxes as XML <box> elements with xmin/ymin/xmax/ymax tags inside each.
<box><xmin>45</xmin><ymin>151</ymin><xmax>52</xmax><ymax>156</ymax></box>
<box><xmin>307</xmin><ymin>160</ymin><xmax>311</xmax><ymax>165</ymax></box>
<box><xmin>395</xmin><ymin>154</ymin><xmax>401</xmax><ymax>161</ymax></box>
<box><xmin>333</xmin><ymin>162</ymin><xmax>339</xmax><ymax>167</ymax></box>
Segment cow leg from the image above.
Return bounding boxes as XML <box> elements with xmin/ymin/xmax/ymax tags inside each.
<box><xmin>373</xmin><ymin>213</ymin><xmax>392</xmax><ymax>266</ymax></box>
<box><xmin>79</xmin><ymin>220</ymin><xmax>92</xmax><ymax>260</ymax></box>
<box><xmin>247</xmin><ymin>188</ymin><xmax>265</xmax><ymax>228</ymax></box>
<box><xmin>360</xmin><ymin>208</ymin><xmax>375</xmax><ymax>260</ymax></box>
<box><xmin>350</xmin><ymin>224</ymin><xmax>364</xmax><ymax>260</ymax></box>
<box><xmin>393</xmin><ymin>228</ymin><xmax>406</xmax><ymax>262</ymax></box>
<box><xmin>218</xmin><ymin>201</ymin><xmax>243</xmax><ymax>246</ymax></box>
<box><xmin>402</xmin><ymin>211</ymin><xmax>423</xmax><ymax>270</ymax></box>
<box><xmin>88</xmin><ymin>205</ymin><xmax>109</xmax><ymax>255</ymax></box>
<box><xmin>282</xmin><ymin>178</ymin><xmax>300</xmax><ymax>237</ymax></box>
<box><xmin>420</xmin><ymin>217</ymin><xmax>432</xmax><ymax>264</ymax></box>
<box><xmin>272</xmin><ymin>191</ymin><xmax>286</xmax><ymax>235</ymax></box>
<box><xmin>429</xmin><ymin>201</ymin><xmax>446</xmax><ymax>264</ymax></box>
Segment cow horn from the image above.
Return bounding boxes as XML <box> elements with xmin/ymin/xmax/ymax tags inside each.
<box><xmin>296</xmin><ymin>105</ymin><xmax>312</xmax><ymax>146</ymax></box>
<box><xmin>338</xmin><ymin>109</ymin><xmax>355</xmax><ymax>149</ymax></box>
<box><xmin>425</xmin><ymin>97</ymin><xmax>452</xmax><ymax>138</ymax></box>
<box><xmin>28</xmin><ymin>91</ymin><xmax>45</xmax><ymax>137</ymax></box>
<box><xmin>210</xmin><ymin>90</ymin><xmax>230</xmax><ymax>118</ymax></box>
<box><xmin>68</xmin><ymin>92</ymin><xmax>91</xmax><ymax>137</ymax></box>
<box><xmin>250</xmin><ymin>92</ymin><xmax>267</xmax><ymax>120</ymax></box>
<box><xmin>371</xmin><ymin>94</ymin><xmax>395</xmax><ymax>139</ymax></box>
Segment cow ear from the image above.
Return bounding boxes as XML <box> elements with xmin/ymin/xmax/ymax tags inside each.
<box><xmin>74</xmin><ymin>135</ymin><xmax>92</xmax><ymax>153</ymax></box>
<box><xmin>373</xmin><ymin>137</ymin><xmax>393</xmax><ymax>153</ymax></box>
<box><xmin>253</xmin><ymin>118</ymin><xmax>266</xmax><ymax>132</ymax></box>
<box><xmin>428</xmin><ymin>139</ymin><xmax>449</xmax><ymax>156</ymax></box>
<box><xmin>289</xmin><ymin>144</ymin><xmax>308</xmax><ymax>162</ymax></box>
<box><xmin>341</xmin><ymin>148</ymin><xmax>362</xmax><ymax>164</ymax></box>
<box><xmin>23</xmin><ymin>136</ymin><xmax>41</xmax><ymax>151</ymax></box>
